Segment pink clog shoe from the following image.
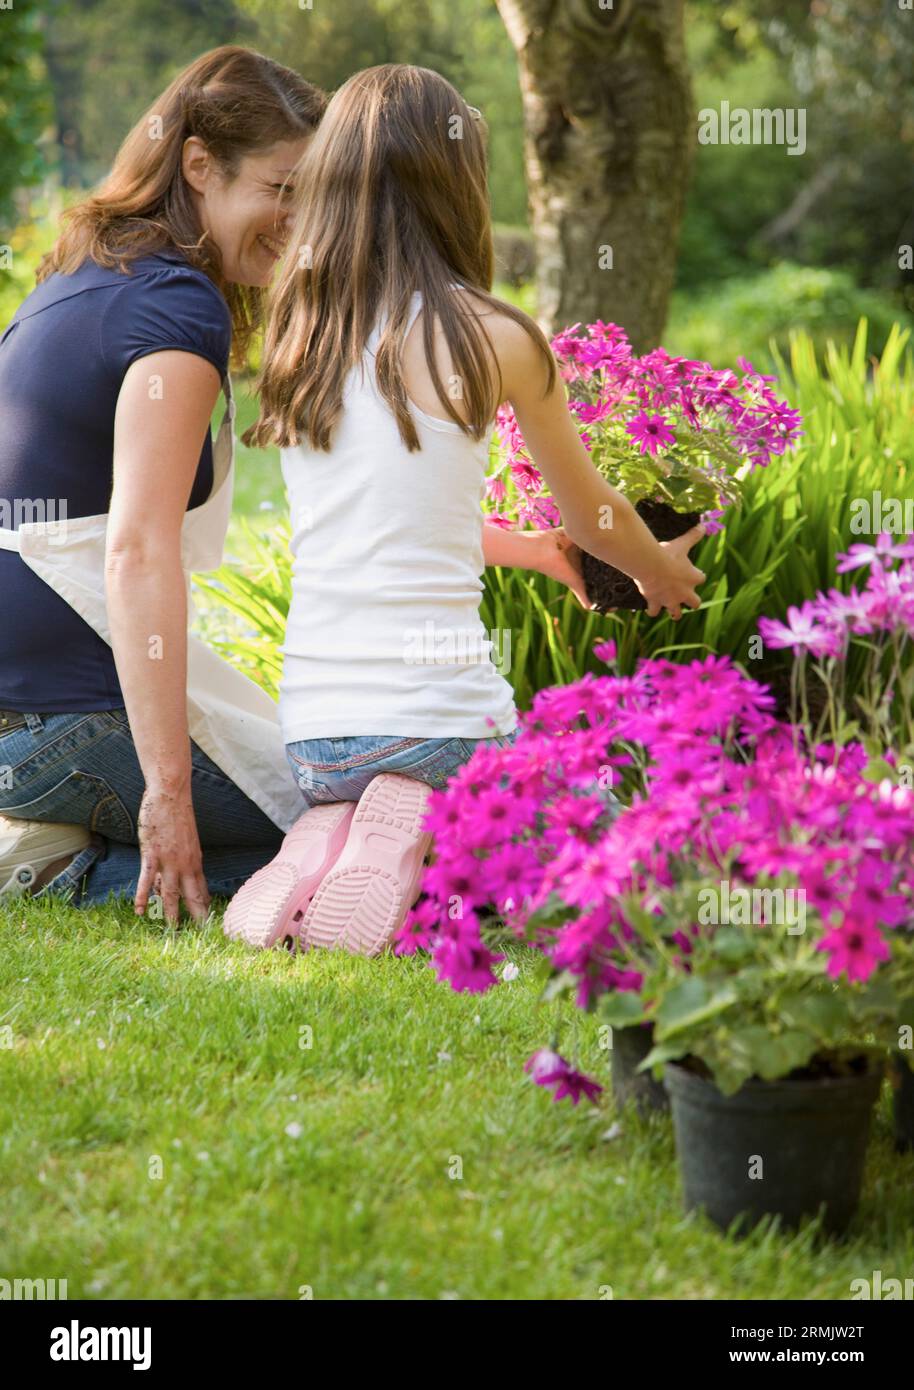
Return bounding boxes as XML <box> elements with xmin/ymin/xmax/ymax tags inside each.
<box><xmin>223</xmin><ymin>801</ymin><xmax>356</xmax><ymax>949</ymax></box>
<box><xmin>300</xmin><ymin>774</ymin><xmax>432</xmax><ymax>957</ymax></box>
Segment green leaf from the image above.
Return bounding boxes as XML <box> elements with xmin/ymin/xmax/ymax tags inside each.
<box><xmin>711</xmin><ymin>928</ymin><xmax>756</xmax><ymax>963</ymax></box>
<box><xmin>854</xmin><ymin>977</ymin><xmax>898</xmax><ymax>1022</ymax></box>
<box><xmin>699</xmin><ymin>1047</ymin><xmax>755</xmax><ymax>1097</ymax></box>
<box><xmin>640</xmin><ymin>1040</ymin><xmax>685</xmax><ymax>1072</ymax></box>
<box><xmin>526</xmin><ymin>892</ymin><xmax>574</xmax><ymax>930</ymax></box>
<box><xmin>700</xmin><ymin>575</ymin><xmax>728</xmax><ymax>650</ymax></box>
<box><xmin>598</xmin><ymin>992</ymin><xmax>646</xmax><ymax>1030</ymax></box>
<box><xmin>655</xmin><ymin>978</ymin><xmax>738</xmax><ymax>1039</ymax></box>
<box><xmin>729</xmin><ymin>1026</ymin><xmax>817</xmax><ymax>1081</ymax></box>
<box><xmin>777</xmin><ymin>991</ymin><xmax>848</xmax><ymax>1038</ymax></box>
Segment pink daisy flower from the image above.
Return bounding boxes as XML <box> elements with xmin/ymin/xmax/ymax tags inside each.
<box><xmin>524</xmin><ymin>1049</ymin><xmax>603</xmax><ymax>1105</ymax></box>
<box><xmin>818</xmin><ymin>920</ymin><xmax>891</xmax><ymax>983</ymax></box>
<box><xmin>625</xmin><ymin>411</ymin><xmax>676</xmax><ymax>455</ymax></box>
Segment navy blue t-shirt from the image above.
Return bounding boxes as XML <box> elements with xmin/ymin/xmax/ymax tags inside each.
<box><xmin>0</xmin><ymin>250</ymin><xmax>232</xmax><ymax>712</ymax></box>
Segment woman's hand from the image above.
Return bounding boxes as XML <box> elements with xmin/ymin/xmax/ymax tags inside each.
<box><xmin>531</xmin><ymin>526</ymin><xmax>595</xmax><ymax>609</ymax></box>
<box><xmin>135</xmin><ymin>786</ymin><xmax>210</xmax><ymax>923</ymax></box>
<box><xmin>636</xmin><ymin>526</ymin><xmax>707</xmax><ymax>621</ymax></box>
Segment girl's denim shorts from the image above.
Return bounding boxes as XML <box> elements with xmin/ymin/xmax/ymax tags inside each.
<box><xmin>285</xmin><ymin>731</ymin><xmax>518</xmax><ymax>805</ymax></box>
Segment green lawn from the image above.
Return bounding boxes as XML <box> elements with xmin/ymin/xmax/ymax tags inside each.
<box><xmin>2</xmin><ymin>897</ymin><xmax>913</xmax><ymax>1300</ymax></box>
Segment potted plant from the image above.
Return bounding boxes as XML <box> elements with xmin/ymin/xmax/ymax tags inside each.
<box><xmin>757</xmin><ymin>532</ymin><xmax>914</xmax><ymax>1159</ymax></box>
<box><xmin>631</xmin><ymin>540</ymin><xmax>914</xmax><ymax>1233</ymax></box>
<box><xmin>395</xmin><ymin>645</ymin><xmax>784</xmax><ymax>1114</ymax></box>
<box><xmin>489</xmin><ymin>322</ymin><xmax>803</xmax><ymax>611</ymax></box>
<box><xmin>399</xmin><ymin>546</ymin><xmax>914</xmax><ymax>1233</ymax></box>
<box><xmin>595</xmin><ymin>727</ymin><xmax>914</xmax><ymax>1229</ymax></box>
<box><xmin>608</xmin><ymin>1016</ymin><xmax>668</xmax><ymax>1115</ymax></box>
<box><xmin>629</xmin><ymin>867</ymin><xmax>906</xmax><ymax>1234</ymax></box>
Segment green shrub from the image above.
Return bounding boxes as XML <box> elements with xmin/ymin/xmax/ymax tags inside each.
<box><xmin>0</xmin><ymin>2</ymin><xmax>52</xmax><ymax>227</ymax></box>
<box><xmin>666</xmin><ymin>263</ymin><xmax>912</xmax><ymax>374</ymax></box>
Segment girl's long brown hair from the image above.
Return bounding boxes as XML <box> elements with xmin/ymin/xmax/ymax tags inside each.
<box><xmin>247</xmin><ymin>64</ymin><xmax>556</xmax><ymax>451</ymax></box>
<box><xmin>38</xmin><ymin>46</ymin><xmax>327</xmax><ymax>368</ymax></box>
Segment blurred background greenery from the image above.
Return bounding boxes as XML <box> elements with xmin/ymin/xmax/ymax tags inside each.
<box><xmin>1</xmin><ymin>0</ymin><xmax>912</xmax><ymax>712</ymax></box>
<box><xmin>2</xmin><ymin>0</ymin><xmax>912</xmax><ymax>361</ymax></box>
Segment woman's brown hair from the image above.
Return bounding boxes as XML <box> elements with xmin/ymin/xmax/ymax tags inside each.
<box><xmin>247</xmin><ymin>63</ymin><xmax>556</xmax><ymax>451</ymax></box>
<box><xmin>38</xmin><ymin>46</ymin><xmax>327</xmax><ymax>367</ymax></box>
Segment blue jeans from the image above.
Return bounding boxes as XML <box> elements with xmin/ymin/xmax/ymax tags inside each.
<box><xmin>0</xmin><ymin>709</ymin><xmax>283</xmax><ymax>904</ymax></box>
<box><xmin>285</xmin><ymin>733</ymin><xmax>517</xmax><ymax>806</ymax></box>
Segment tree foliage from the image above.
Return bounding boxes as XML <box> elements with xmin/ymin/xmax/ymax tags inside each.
<box><xmin>34</xmin><ymin>0</ymin><xmax>527</xmax><ymax>224</ymax></box>
<box><xmin>685</xmin><ymin>0</ymin><xmax>914</xmax><ymax>300</ymax></box>
<box><xmin>238</xmin><ymin>0</ymin><xmax>526</xmax><ymax>225</ymax></box>
<box><xmin>41</xmin><ymin>0</ymin><xmax>251</xmax><ymax>184</ymax></box>
<box><xmin>0</xmin><ymin>0</ymin><xmax>53</xmax><ymax>224</ymax></box>
<box><xmin>6</xmin><ymin>0</ymin><xmax>910</xmax><ymax>313</ymax></box>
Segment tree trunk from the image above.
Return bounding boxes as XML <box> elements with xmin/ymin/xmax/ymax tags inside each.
<box><xmin>496</xmin><ymin>0</ymin><xmax>694</xmax><ymax>351</ymax></box>
<box><xmin>41</xmin><ymin>21</ymin><xmax>89</xmax><ymax>189</ymax></box>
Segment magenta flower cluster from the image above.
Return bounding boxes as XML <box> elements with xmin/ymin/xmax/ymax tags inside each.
<box><xmin>488</xmin><ymin>321</ymin><xmax>804</xmax><ymax>530</ymax></box>
<box><xmin>759</xmin><ymin>533</ymin><xmax>914</xmax><ymax>658</ymax></box>
<box><xmin>395</xmin><ymin>652</ymin><xmax>914</xmax><ymax>1099</ymax></box>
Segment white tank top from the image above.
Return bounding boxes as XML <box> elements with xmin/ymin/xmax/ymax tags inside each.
<box><xmin>278</xmin><ymin>291</ymin><xmax>519</xmax><ymax>742</ymax></box>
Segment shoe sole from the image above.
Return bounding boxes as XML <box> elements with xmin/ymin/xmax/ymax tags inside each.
<box><xmin>301</xmin><ymin>774</ymin><xmax>433</xmax><ymax>957</ymax></box>
<box><xmin>223</xmin><ymin>801</ymin><xmax>357</xmax><ymax>949</ymax></box>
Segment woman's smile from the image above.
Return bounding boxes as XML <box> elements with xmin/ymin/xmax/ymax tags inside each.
<box><xmin>256</xmin><ymin>231</ymin><xmax>286</xmax><ymax>264</ymax></box>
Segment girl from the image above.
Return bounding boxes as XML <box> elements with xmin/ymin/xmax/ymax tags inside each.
<box><xmin>224</xmin><ymin>64</ymin><xmax>705</xmax><ymax>956</ymax></box>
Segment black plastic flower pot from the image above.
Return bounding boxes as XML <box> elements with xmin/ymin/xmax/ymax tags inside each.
<box><xmin>581</xmin><ymin>498</ymin><xmax>702</xmax><ymax>613</ymax></box>
<box><xmin>889</xmin><ymin>1052</ymin><xmax>914</xmax><ymax>1152</ymax></box>
<box><xmin>610</xmin><ymin>1023</ymin><xmax>669</xmax><ymax>1115</ymax></box>
<box><xmin>664</xmin><ymin>1058</ymin><xmax>883</xmax><ymax>1235</ymax></box>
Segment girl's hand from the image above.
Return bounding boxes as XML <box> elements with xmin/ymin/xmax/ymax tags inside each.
<box><xmin>534</xmin><ymin>526</ymin><xmax>595</xmax><ymax>609</ymax></box>
<box><xmin>135</xmin><ymin>787</ymin><xmax>210</xmax><ymax>924</ymax></box>
<box><xmin>636</xmin><ymin>526</ymin><xmax>706</xmax><ymax>621</ymax></box>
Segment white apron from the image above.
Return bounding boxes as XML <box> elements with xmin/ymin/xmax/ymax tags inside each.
<box><xmin>0</xmin><ymin>375</ymin><xmax>302</xmax><ymax>832</ymax></box>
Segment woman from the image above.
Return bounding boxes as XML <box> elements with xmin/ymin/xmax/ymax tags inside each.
<box><xmin>0</xmin><ymin>45</ymin><xmax>590</xmax><ymax>924</ymax></box>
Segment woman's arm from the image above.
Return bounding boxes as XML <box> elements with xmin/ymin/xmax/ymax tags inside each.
<box><xmin>107</xmin><ymin>350</ymin><xmax>221</xmax><ymax>923</ymax></box>
<box><xmin>497</xmin><ymin>322</ymin><xmax>706</xmax><ymax>621</ymax></box>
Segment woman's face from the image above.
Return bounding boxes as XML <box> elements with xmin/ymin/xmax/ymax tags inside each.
<box><xmin>183</xmin><ymin>137</ymin><xmax>310</xmax><ymax>287</ymax></box>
